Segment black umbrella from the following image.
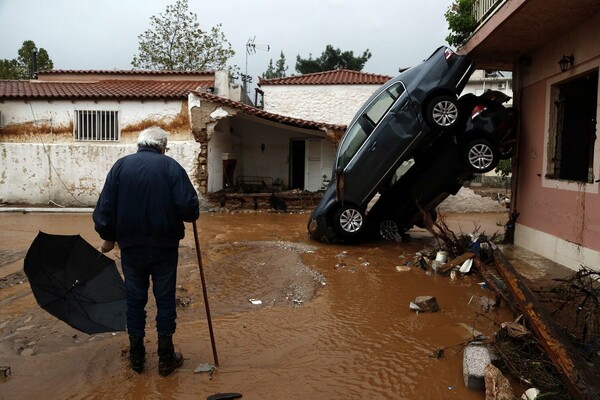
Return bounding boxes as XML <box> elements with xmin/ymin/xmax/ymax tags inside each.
<box><xmin>24</xmin><ymin>231</ymin><xmax>126</xmax><ymax>334</ymax></box>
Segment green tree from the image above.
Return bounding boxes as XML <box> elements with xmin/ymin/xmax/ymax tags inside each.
<box><xmin>295</xmin><ymin>45</ymin><xmax>371</xmax><ymax>74</ymax></box>
<box><xmin>132</xmin><ymin>0</ymin><xmax>235</xmax><ymax>71</ymax></box>
<box><xmin>495</xmin><ymin>159</ymin><xmax>512</xmax><ymax>177</ymax></box>
<box><xmin>262</xmin><ymin>51</ymin><xmax>288</xmax><ymax>79</ymax></box>
<box><xmin>0</xmin><ymin>40</ymin><xmax>53</xmax><ymax>79</ymax></box>
<box><xmin>444</xmin><ymin>0</ymin><xmax>478</xmax><ymax>47</ymax></box>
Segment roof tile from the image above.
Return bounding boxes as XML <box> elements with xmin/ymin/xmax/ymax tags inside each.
<box><xmin>0</xmin><ymin>79</ymin><xmax>214</xmax><ymax>100</ymax></box>
<box><xmin>258</xmin><ymin>68</ymin><xmax>391</xmax><ymax>86</ymax></box>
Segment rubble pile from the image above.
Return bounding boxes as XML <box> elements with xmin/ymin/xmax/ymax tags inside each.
<box><xmin>412</xmin><ymin>211</ymin><xmax>600</xmax><ymax>399</ymax></box>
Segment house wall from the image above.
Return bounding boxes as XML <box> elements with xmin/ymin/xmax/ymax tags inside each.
<box><xmin>0</xmin><ymin>140</ymin><xmax>200</xmax><ymax>207</ymax></box>
<box><xmin>261</xmin><ymin>85</ymin><xmax>380</xmax><ymax>125</ymax></box>
<box><xmin>0</xmin><ymin>98</ymin><xmax>201</xmax><ymax>206</ymax></box>
<box><xmin>514</xmin><ymin>11</ymin><xmax>600</xmax><ymax>271</ymax></box>
<box><xmin>0</xmin><ymin>99</ymin><xmax>185</xmax><ymax>134</ymax></box>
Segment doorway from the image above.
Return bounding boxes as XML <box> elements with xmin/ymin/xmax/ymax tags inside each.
<box><xmin>290</xmin><ymin>140</ymin><xmax>306</xmax><ymax>189</ymax></box>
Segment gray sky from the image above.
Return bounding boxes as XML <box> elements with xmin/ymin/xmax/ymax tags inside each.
<box><xmin>0</xmin><ymin>0</ymin><xmax>454</xmax><ymax>82</ymax></box>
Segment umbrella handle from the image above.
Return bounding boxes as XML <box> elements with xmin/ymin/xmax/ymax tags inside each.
<box><xmin>192</xmin><ymin>220</ymin><xmax>219</xmax><ymax>367</ymax></box>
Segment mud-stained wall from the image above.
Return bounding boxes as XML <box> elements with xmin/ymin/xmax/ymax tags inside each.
<box><xmin>0</xmin><ymin>141</ymin><xmax>200</xmax><ymax>207</ymax></box>
<box><xmin>0</xmin><ymin>98</ymin><xmax>204</xmax><ymax>206</ymax></box>
<box><xmin>513</xmin><ymin>11</ymin><xmax>600</xmax><ymax>271</ymax></box>
<box><xmin>0</xmin><ymin>99</ymin><xmax>187</xmax><ymax>139</ymax></box>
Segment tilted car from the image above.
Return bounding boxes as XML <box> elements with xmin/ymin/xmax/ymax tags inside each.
<box><xmin>367</xmin><ymin>90</ymin><xmax>518</xmax><ymax>240</ymax></box>
<box><xmin>307</xmin><ymin>46</ymin><xmax>475</xmax><ymax>243</ymax></box>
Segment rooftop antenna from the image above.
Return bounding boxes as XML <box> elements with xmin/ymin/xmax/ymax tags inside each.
<box><xmin>242</xmin><ymin>36</ymin><xmax>269</xmax><ymax>102</ymax></box>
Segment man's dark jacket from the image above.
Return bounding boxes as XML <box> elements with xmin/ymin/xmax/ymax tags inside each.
<box><xmin>93</xmin><ymin>147</ymin><xmax>199</xmax><ymax>249</ymax></box>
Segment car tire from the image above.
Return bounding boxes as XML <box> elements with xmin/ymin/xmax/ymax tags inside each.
<box><xmin>333</xmin><ymin>205</ymin><xmax>365</xmax><ymax>238</ymax></box>
<box><xmin>463</xmin><ymin>138</ymin><xmax>499</xmax><ymax>173</ymax></box>
<box><xmin>416</xmin><ymin>209</ymin><xmax>438</xmax><ymax>228</ymax></box>
<box><xmin>379</xmin><ymin>219</ymin><xmax>401</xmax><ymax>240</ymax></box>
<box><xmin>426</xmin><ymin>95</ymin><xmax>459</xmax><ymax>130</ymax></box>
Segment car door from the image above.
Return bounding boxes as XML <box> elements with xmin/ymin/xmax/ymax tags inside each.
<box><xmin>341</xmin><ymin>83</ymin><xmax>422</xmax><ymax>207</ymax></box>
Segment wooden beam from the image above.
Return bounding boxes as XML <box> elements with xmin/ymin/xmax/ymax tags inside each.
<box><xmin>492</xmin><ymin>249</ymin><xmax>600</xmax><ymax>399</ymax></box>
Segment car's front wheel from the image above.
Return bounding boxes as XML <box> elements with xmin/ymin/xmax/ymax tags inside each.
<box><xmin>333</xmin><ymin>205</ymin><xmax>365</xmax><ymax>238</ymax></box>
<box><xmin>463</xmin><ymin>138</ymin><xmax>499</xmax><ymax>173</ymax></box>
<box><xmin>426</xmin><ymin>95</ymin><xmax>459</xmax><ymax>130</ymax></box>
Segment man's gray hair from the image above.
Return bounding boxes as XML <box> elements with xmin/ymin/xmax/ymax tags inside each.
<box><xmin>137</xmin><ymin>126</ymin><xmax>168</xmax><ymax>151</ymax></box>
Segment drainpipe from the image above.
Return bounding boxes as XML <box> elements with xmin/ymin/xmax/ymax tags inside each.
<box><xmin>32</xmin><ymin>47</ymin><xmax>38</xmax><ymax>79</ymax></box>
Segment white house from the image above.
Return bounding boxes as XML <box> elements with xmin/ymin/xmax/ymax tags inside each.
<box><xmin>0</xmin><ymin>70</ymin><xmax>233</xmax><ymax>206</ymax></box>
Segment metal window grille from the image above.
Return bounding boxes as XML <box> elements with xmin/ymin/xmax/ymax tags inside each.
<box><xmin>75</xmin><ymin>110</ymin><xmax>119</xmax><ymax>141</ymax></box>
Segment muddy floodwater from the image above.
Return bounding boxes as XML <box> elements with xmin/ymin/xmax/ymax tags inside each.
<box><xmin>0</xmin><ymin>211</ymin><xmax>512</xmax><ymax>400</ymax></box>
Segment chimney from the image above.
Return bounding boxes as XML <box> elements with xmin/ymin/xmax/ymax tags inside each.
<box><xmin>32</xmin><ymin>47</ymin><xmax>38</xmax><ymax>79</ymax></box>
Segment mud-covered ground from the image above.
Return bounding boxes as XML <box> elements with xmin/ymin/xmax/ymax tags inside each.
<box><xmin>1</xmin><ymin>210</ymin><xmax>535</xmax><ymax>399</ymax></box>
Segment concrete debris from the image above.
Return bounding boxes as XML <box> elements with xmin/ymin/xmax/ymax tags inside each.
<box><xmin>463</xmin><ymin>341</ymin><xmax>495</xmax><ymax>390</ymax></box>
<box><xmin>484</xmin><ymin>363</ymin><xmax>517</xmax><ymax>400</ymax></box>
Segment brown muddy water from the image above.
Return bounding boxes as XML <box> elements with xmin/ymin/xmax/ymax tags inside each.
<box><xmin>0</xmin><ymin>211</ymin><xmax>512</xmax><ymax>400</ymax></box>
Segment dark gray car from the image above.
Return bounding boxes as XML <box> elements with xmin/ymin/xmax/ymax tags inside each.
<box><xmin>308</xmin><ymin>46</ymin><xmax>474</xmax><ymax>242</ymax></box>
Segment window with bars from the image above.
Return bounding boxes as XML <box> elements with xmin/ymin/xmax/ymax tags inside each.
<box><xmin>74</xmin><ymin>110</ymin><xmax>119</xmax><ymax>141</ymax></box>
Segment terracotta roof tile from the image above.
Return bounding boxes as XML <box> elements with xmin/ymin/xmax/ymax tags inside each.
<box><xmin>192</xmin><ymin>91</ymin><xmax>346</xmax><ymax>132</ymax></box>
<box><xmin>0</xmin><ymin>79</ymin><xmax>214</xmax><ymax>100</ymax></box>
<box><xmin>258</xmin><ymin>69</ymin><xmax>392</xmax><ymax>86</ymax></box>
<box><xmin>39</xmin><ymin>69</ymin><xmax>214</xmax><ymax>76</ymax></box>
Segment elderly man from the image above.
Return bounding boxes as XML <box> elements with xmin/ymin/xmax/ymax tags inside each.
<box><xmin>93</xmin><ymin>126</ymin><xmax>199</xmax><ymax>376</ymax></box>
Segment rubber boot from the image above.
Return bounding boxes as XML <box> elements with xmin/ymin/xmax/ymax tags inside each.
<box><xmin>158</xmin><ymin>335</ymin><xmax>183</xmax><ymax>377</ymax></box>
<box><xmin>128</xmin><ymin>336</ymin><xmax>145</xmax><ymax>373</ymax></box>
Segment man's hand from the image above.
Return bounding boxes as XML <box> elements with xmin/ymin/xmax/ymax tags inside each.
<box><xmin>100</xmin><ymin>240</ymin><xmax>115</xmax><ymax>253</ymax></box>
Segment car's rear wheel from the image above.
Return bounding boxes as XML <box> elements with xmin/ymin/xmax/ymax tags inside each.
<box><xmin>426</xmin><ymin>95</ymin><xmax>459</xmax><ymax>130</ymax></box>
<box><xmin>333</xmin><ymin>205</ymin><xmax>365</xmax><ymax>238</ymax></box>
<box><xmin>379</xmin><ymin>219</ymin><xmax>401</xmax><ymax>240</ymax></box>
<box><xmin>463</xmin><ymin>138</ymin><xmax>499</xmax><ymax>173</ymax></box>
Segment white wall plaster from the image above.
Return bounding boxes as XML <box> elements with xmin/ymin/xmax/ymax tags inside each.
<box><xmin>0</xmin><ymin>140</ymin><xmax>200</xmax><ymax>207</ymax></box>
<box><xmin>261</xmin><ymin>85</ymin><xmax>381</xmax><ymax>125</ymax></box>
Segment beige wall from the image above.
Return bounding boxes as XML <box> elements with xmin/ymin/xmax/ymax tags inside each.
<box><xmin>514</xmin><ymin>11</ymin><xmax>600</xmax><ymax>270</ymax></box>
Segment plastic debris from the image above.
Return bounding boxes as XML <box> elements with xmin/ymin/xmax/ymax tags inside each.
<box><xmin>521</xmin><ymin>388</ymin><xmax>540</xmax><ymax>399</ymax></box>
<box><xmin>249</xmin><ymin>299</ymin><xmax>262</xmax><ymax>305</ymax></box>
<box><xmin>459</xmin><ymin>258</ymin><xmax>473</xmax><ymax>273</ymax></box>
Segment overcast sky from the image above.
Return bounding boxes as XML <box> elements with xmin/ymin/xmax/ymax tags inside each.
<box><xmin>0</xmin><ymin>0</ymin><xmax>454</xmax><ymax>82</ymax></box>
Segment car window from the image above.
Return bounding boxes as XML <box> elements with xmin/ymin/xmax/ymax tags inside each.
<box><xmin>336</xmin><ymin>82</ymin><xmax>406</xmax><ymax>169</ymax></box>
<box><xmin>365</xmin><ymin>83</ymin><xmax>406</xmax><ymax>125</ymax></box>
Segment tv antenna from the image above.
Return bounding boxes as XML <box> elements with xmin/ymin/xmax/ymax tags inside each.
<box><xmin>242</xmin><ymin>36</ymin><xmax>270</xmax><ymax>99</ymax></box>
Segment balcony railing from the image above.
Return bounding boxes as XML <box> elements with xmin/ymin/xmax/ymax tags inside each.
<box><xmin>473</xmin><ymin>0</ymin><xmax>504</xmax><ymax>23</ymax></box>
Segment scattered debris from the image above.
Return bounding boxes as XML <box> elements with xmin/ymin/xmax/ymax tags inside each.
<box><xmin>249</xmin><ymin>299</ymin><xmax>262</xmax><ymax>305</ymax></box>
<box><xmin>410</xmin><ymin>295</ymin><xmax>440</xmax><ymax>313</ymax></box>
<box><xmin>176</xmin><ymin>296</ymin><xmax>192</xmax><ymax>307</ymax></box>
<box><xmin>520</xmin><ymin>388</ymin><xmax>540</xmax><ymax>400</ymax></box>
<box><xmin>484</xmin><ymin>363</ymin><xmax>515</xmax><ymax>400</ymax></box>
<box><xmin>194</xmin><ymin>363</ymin><xmax>216</xmax><ymax>373</ymax></box>
<box><xmin>206</xmin><ymin>393</ymin><xmax>243</xmax><ymax>400</ymax></box>
<box><xmin>463</xmin><ymin>341</ymin><xmax>495</xmax><ymax>390</ymax></box>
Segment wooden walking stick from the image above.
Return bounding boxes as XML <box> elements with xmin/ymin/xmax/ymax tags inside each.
<box><xmin>192</xmin><ymin>220</ymin><xmax>219</xmax><ymax>367</ymax></box>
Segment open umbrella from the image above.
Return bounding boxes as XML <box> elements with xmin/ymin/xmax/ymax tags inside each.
<box><xmin>24</xmin><ymin>231</ymin><xmax>126</xmax><ymax>334</ymax></box>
